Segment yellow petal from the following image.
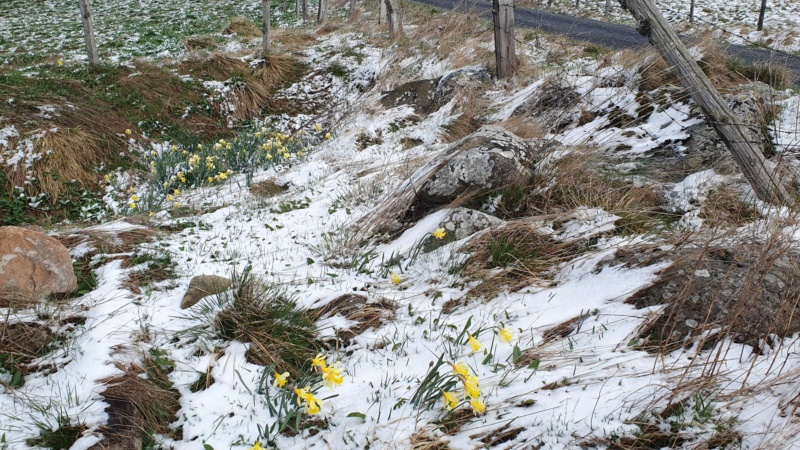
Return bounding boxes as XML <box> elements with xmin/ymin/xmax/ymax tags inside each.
<box><xmin>389</xmin><ymin>273</ymin><xmax>401</xmax><ymax>285</ymax></box>
<box><xmin>499</xmin><ymin>327</ymin><xmax>514</xmax><ymax>343</ymax></box>
<box><xmin>451</xmin><ymin>362</ymin><xmax>469</xmax><ymax>378</ymax></box>
<box><xmin>442</xmin><ymin>391</ymin><xmax>459</xmax><ymax>410</ymax></box>
<box><xmin>312</xmin><ymin>353</ymin><xmax>327</xmax><ymax>369</ymax></box>
<box><xmin>468</xmin><ymin>334</ymin><xmax>482</xmax><ymax>352</ymax></box>
<box><xmin>432</xmin><ymin>227</ymin><xmax>446</xmax><ymax>239</ymax></box>
<box><xmin>469</xmin><ymin>399</ymin><xmax>486</xmax><ymax>415</ymax></box>
<box><xmin>464</xmin><ymin>375</ymin><xmax>481</xmax><ymax>399</ymax></box>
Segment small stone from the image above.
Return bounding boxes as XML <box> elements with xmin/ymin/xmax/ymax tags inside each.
<box><xmin>694</xmin><ymin>269</ymin><xmax>711</xmax><ymax>277</ymax></box>
<box><xmin>685</xmin><ymin>319</ymin><xmax>699</xmax><ymax>329</ymax></box>
<box><xmin>180</xmin><ymin>275</ymin><xmax>232</xmax><ymax>309</ymax></box>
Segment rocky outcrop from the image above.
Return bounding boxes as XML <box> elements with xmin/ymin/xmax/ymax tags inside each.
<box><xmin>0</xmin><ymin>226</ymin><xmax>77</xmax><ymax>305</ymax></box>
<box><xmin>414</xmin><ymin>125</ymin><xmax>535</xmax><ymax>207</ymax></box>
<box><xmin>180</xmin><ymin>275</ymin><xmax>232</xmax><ymax>309</ymax></box>
<box><xmin>380</xmin><ymin>68</ymin><xmax>492</xmax><ymax>114</ymax></box>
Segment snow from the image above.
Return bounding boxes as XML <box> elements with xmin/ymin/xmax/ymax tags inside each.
<box><xmin>2</xmin><ymin>1</ymin><xmax>800</xmax><ymax>449</ymax></box>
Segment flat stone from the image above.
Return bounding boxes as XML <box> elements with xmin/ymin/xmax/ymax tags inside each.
<box><xmin>180</xmin><ymin>275</ymin><xmax>232</xmax><ymax>309</ymax></box>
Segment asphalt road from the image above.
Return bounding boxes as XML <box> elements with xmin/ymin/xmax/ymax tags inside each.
<box><xmin>412</xmin><ymin>0</ymin><xmax>800</xmax><ymax>86</ymax></box>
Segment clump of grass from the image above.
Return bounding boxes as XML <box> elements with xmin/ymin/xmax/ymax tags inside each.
<box><xmin>213</xmin><ymin>266</ymin><xmax>320</xmax><ymax>373</ymax></box>
<box><xmin>26</xmin><ymin>416</ymin><xmax>87</xmax><ymax>450</ymax></box>
<box><xmin>0</xmin><ymin>322</ymin><xmax>60</xmax><ymax>388</ymax></box>
<box><xmin>222</xmin><ymin>16</ymin><xmax>262</xmax><ymax>38</ymax></box>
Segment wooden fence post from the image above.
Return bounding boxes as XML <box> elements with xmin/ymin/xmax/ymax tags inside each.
<box><xmin>77</xmin><ymin>0</ymin><xmax>99</xmax><ymax>65</ymax></box>
<box><xmin>317</xmin><ymin>0</ymin><xmax>326</xmax><ymax>23</ymax></box>
<box><xmin>619</xmin><ymin>0</ymin><xmax>790</xmax><ymax>203</ymax></box>
<box><xmin>689</xmin><ymin>0</ymin><xmax>694</xmax><ymax>24</ymax></box>
<box><xmin>262</xmin><ymin>0</ymin><xmax>271</xmax><ymax>54</ymax></box>
<box><xmin>385</xmin><ymin>0</ymin><xmax>404</xmax><ymax>37</ymax></box>
<box><xmin>493</xmin><ymin>0</ymin><xmax>515</xmax><ymax>79</ymax></box>
<box><xmin>757</xmin><ymin>0</ymin><xmax>767</xmax><ymax>31</ymax></box>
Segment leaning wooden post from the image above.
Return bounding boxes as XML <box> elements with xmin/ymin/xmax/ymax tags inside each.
<box><xmin>688</xmin><ymin>0</ymin><xmax>695</xmax><ymax>24</ymax></box>
<box><xmin>757</xmin><ymin>0</ymin><xmax>767</xmax><ymax>31</ymax></box>
<box><xmin>619</xmin><ymin>0</ymin><xmax>790</xmax><ymax>203</ymax></box>
<box><xmin>493</xmin><ymin>0</ymin><xmax>515</xmax><ymax>79</ymax></box>
<box><xmin>262</xmin><ymin>0</ymin><xmax>271</xmax><ymax>54</ymax></box>
<box><xmin>317</xmin><ymin>0</ymin><xmax>326</xmax><ymax>23</ymax></box>
<box><xmin>77</xmin><ymin>0</ymin><xmax>99</xmax><ymax>65</ymax></box>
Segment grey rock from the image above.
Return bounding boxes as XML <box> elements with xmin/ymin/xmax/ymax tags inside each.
<box><xmin>180</xmin><ymin>275</ymin><xmax>232</xmax><ymax>309</ymax></box>
<box><xmin>417</xmin><ymin>126</ymin><xmax>535</xmax><ymax>207</ymax></box>
<box><xmin>422</xmin><ymin>208</ymin><xmax>503</xmax><ymax>251</ymax></box>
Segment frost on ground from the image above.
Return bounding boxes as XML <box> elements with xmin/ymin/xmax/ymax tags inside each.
<box><xmin>3</xmin><ymin>2</ymin><xmax>800</xmax><ymax>450</ymax></box>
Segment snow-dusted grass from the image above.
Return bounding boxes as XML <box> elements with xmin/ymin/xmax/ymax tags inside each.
<box><xmin>3</xmin><ymin>2</ymin><xmax>800</xmax><ymax>450</ymax></box>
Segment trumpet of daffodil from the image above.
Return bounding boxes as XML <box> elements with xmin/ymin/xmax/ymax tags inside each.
<box><xmin>389</xmin><ymin>273</ymin><xmax>401</xmax><ymax>285</ymax></box>
<box><xmin>273</xmin><ymin>371</ymin><xmax>289</xmax><ymax>388</ymax></box>
<box><xmin>311</xmin><ymin>353</ymin><xmax>327</xmax><ymax>370</ymax></box>
<box><xmin>442</xmin><ymin>390</ymin><xmax>459</xmax><ymax>410</ymax></box>
<box><xmin>325</xmin><ymin>133</ymin><xmax>331</xmax><ymax>139</ymax></box>
<box><xmin>294</xmin><ymin>386</ymin><xmax>313</xmax><ymax>404</ymax></box>
<box><xmin>451</xmin><ymin>361</ymin><xmax>469</xmax><ymax>378</ymax></box>
<box><xmin>469</xmin><ymin>399</ymin><xmax>486</xmax><ymax>415</ymax></box>
<box><xmin>463</xmin><ymin>375</ymin><xmax>481</xmax><ymax>399</ymax></box>
<box><xmin>499</xmin><ymin>327</ymin><xmax>514</xmax><ymax>344</ymax></box>
<box><xmin>432</xmin><ymin>228</ymin><xmax>446</xmax><ymax>239</ymax></box>
<box><xmin>321</xmin><ymin>364</ymin><xmax>344</xmax><ymax>389</ymax></box>
<box><xmin>315</xmin><ymin>123</ymin><xmax>322</xmax><ymax>132</ymax></box>
<box><xmin>250</xmin><ymin>441</ymin><xmax>263</xmax><ymax>450</ymax></box>
<box><xmin>467</xmin><ymin>334</ymin><xmax>482</xmax><ymax>352</ymax></box>
<box><xmin>305</xmin><ymin>396</ymin><xmax>321</xmax><ymax>415</ymax></box>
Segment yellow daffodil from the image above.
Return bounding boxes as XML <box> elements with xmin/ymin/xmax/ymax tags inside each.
<box><xmin>250</xmin><ymin>441</ymin><xmax>263</xmax><ymax>450</ymax></box>
<box><xmin>305</xmin><ymin>396</ymin><xmax>321</xmax><ymax>415</ymax></box>
<box><xmin>151</xmin><ymin>150</ymin><xmax>157</xmax><ymax>156</ymax></box>
<box><xmin>273</xmin><ymin>371</ymin><xmax>290</xmax><ymax>388</ymax></box>
<box><xmin>469</xmin><ymin>399</ymin><xmax>486</xmax><ymax>415</ymax></box>
<box><xmin>432</xmin><ymin>227</ymin><xmax>446</xmax><ymax>239</ymax></box>
<box><xmin>325</xmin><ymin>133</ymin><xmax>331</xmax><ymax>139</ymax></box>
<box><xmin>130</xmin><ymin>194</ymin><xmax>139</xmax><ymax>202</ymax></box>
<box><xmin>207</xmin><ymin>176</ymin><xmax>214</xmax><ymax>183</ymax></box>
<box><xmin>468</xmin><ymin>334</ymin><xmax>482</xmax><ymax>352</ymax></box>
<box><xmin>57</xmin><ymin>60</ymin><xmax>64</xmax><ymax>66</ymax></box>
<box><xmin>148</xmin><ymin>211</ymin><xmax>155</xmax><ymax>217</ymax></box>
<box><xmin>389</xmin><ymin>273</ymin><xmax>401</xmax><ymax>285</ymax></box>
<box><xmin>173</xmin><ymin>189</ymin><xmax>181</xmax><ymax>196</ymax></box>
<box><xmin>173</xmin><ymin>201</ymin><xmax>181</xmax><ymax>207</ymax></box>
<box><xmin>499</xmin><ymin>327</ymin><xmax>514</xmax><ymax>344</ymax></box>
<box><xmin>315</xmin><ymin>123</ymin><xmax>322</xmax><ymax>132</ymax></box>
<box><xmin>171</xmin><ymin>145</ymin><xmax>178</xmax><ymax>152</ymax></box>
<box><xmin>128</xmin><ymin>187</ymin><xmax>136</xmax><ymax>193</ymax></box>
<box><xmin>451</xmin><ymin>362</ymin><xmax>469</xmax><ymax>378</ymax></box>
<box><xmin>104</xmin><ymin>174</ymin><xmax>112</xmax><ymax>182</ymax></box>
<box><xmin>294</xmin><ymin>386</ymin><xmax>313</xmax><ymax>405</ymax></box>
<box><xmin>266</xmin><ymin>154</ymin><xmax>273</xmax><ymax>160</ymax></box>
<box><xmin>125</xmin><ymin>129</ymin><xmax>132</xmax><ymax>136</ymax></box>
<box><xmin>321</xmin><ymin>364</ymin><xmax>344</xmax><ymax>389</ymax></box>
<box><xmin>442</xmin><ymin>390</ymin><xmax>459</xmax><ymax>410</ymax></box>
<box><xmin>463</xmin><ymin>375</ymin><xmax>481</xmax><ymax>399</ymax></box>
<box><xmin>129</xmin><ymin>202</ymin><xmax>137</xmax><ymax>209</ymax></box>
<box><xmin>218</xmin><ymin>171</ymin><xmax>228</xmax><ymax>180</ymax></box>
<box><xmin>166</xmin><ymin>194</ymin><xmax>174</xmax><ymax>201</ymax></box>
<box><xmin>311</xmin><ymin>353</ymin><xmax>327</xmax><ymax>370</ymax></box>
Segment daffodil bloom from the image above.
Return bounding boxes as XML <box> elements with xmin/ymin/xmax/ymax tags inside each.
<box><xmin>273</xmin><ymin>371</ymin><xmax>290</xmax><ymax>388</ymax></box>
<box><xmin>125</xmin><ymin>129</ymin><xmax>132</xmax><ymax>136</ymax></box>
<box><xmin>208</xmin><ymin>176</ymin><xmax>214</xmax><ymax>183</ymax></box>
<box><xmin>442</xmin><ymin>390</ymin><xmax>459</xmax><ymax>410</ymax></box>
<box><xmin>218</xmin><ymin>172</ymin><xmax>228</xmax><ymax>180</ymax></box>
<box><xmin>452</xmin><ymin>361</ymin><xmax>469</xmax><ymax>378</ymax></box>
<box><xmin>104</xmin><ymin>174</ymin><xmax>112</xmax><ymax>182</ymax></box>
<box><xmin>432</xmin><ymin>227</ymin><xmax>446</xmax><ymax>239</ymax></box>
<box><xmin>389</xmin><ymin>273</ymin><xmax>401</xmax><ymax>285</ymax></box>
<box><xmin>469</xmin><ymin>399</ymin><xmax>486</xmax><ymax>415</ymax></box>
<box><xmin>266</xmin><ymin>154</ymin><xmax>273</xmax><ymax>160</ymax></box>
<box><xmin>463</xmin><ymin>375</ymin><xmax>480</xmax><ymax>399</ymax></box>
<box><xmin>321</xmin><ymin>364</ymin><xmax>344</xmax><ymax>389</ymax></box>
<box><xmin>57</xmin><ymin>60</ymin><xmax>64</xmax><ymax>66</ymax></box>
<box><xmin>294</xmin><ymin>386</ymin><xmax>313</xmax><ymax>404</ymax></box>
<box><xmin>129</xmin><ymin>202</ymin><xmax>137</xmax><ymax>209</ymax></box>
<box><xmin>325</xmin><ymin>133</ymin><xmax>331</xmax><ymax>139</ymax></box>
<box><xmin>250</xmin><ymin>441</ymin><xmax>263</xmax><ymax>450</ymax></box>
<box><xmin>499</xmin><ymin>327</ymin><xmax>514</xmax><ymax>344</ymax></box>
<box><xmin>171</xmin><ymin>145</ymin><xmax>178</xmax><ymax>152</ymax></box>
<box><xmin>468</xmin><ymin>334</ymin><xmax>482</xmax><ymax>352</ymax></box>
<box><xmin>315</xmin><ymin>123</ymin><xmax>322</xmax><ymax>132</ymax></box>
<box><xmin>151</xmin><ymin>150</ymin><xmax>157</xmax><ymax>156</ymax></box>
<box><xmin>305</xmin><ymin>396</ymin><xmax>321</xmax><ymax>414</ymax></box>
<box><xmin>173</xmin><ymin>189</ymin><xmax>181</xmax><ymax>196</ymax></box>
<box><xmin>173</xmin><ymin>202</ymin><xmax>181</xmax><ymax>207</ymax></box>
<box><xmin>312</xmin><ymin>353</ymin><xmax>327</xmax><ymax>370</ymax></box>
<box><xmin>130</xmin><ymin>194</ymin><xmax>139</xmax><ymax>202</ymax></box>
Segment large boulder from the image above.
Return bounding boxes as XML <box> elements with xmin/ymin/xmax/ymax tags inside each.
<box><xmin>0</xmin><ymin>226</ymin><xmax>77</xmax><ymax>305</ymax></box>
<box><xmin>415</xmin><ymin>125</ymin><xmax>536</xmax><ymax>207</ymax></box>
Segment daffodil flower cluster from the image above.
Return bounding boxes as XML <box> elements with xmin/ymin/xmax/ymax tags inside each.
<box><xmin>445</xmin><ymin>361</ymin><xmax>486</xmax><ymax>416</ymax></box>
<box><xmin>269</xmin><ymin>353</ymin><xmax>346</xmax><ymax>417</ymax></box>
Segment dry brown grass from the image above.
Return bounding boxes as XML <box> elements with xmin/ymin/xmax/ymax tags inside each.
<box><xmin>96</xmin><ymin>362</ymin><xmax>181</xmax><ymax>448</ymax></box>
<box><xmin>312</xmin><ymin>294</ymin><xmax>395</xmax><ymax>344</ymax></box>
<box><xmin>410</xmin><ymin>429</ymin><xmax>451</xmax><ymax>450</ymax></box>
<box><xmin>698</xmin><ymin>182</ymin><xmax>760</xmax><ymax>229</ymax></box>
<box><xmin>222</xmin><ymin>16</ymin><xmax>262</xmax><ymax>38</ymax></box>
<box><xmin>273</xmin><ymin>28</ymin><xmax>317</xmax><ymax>53</ymax></box>
<box><xmin>493</xmin><ymin>116</ymin><xmax>544</xmax><ymax>139</ymax></box>
<box><xmin>179</xmin><ymin>54</ymin><xmax>251</xmax><ymax>82</ymax></box>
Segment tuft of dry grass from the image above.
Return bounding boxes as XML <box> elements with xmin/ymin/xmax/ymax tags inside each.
<box><xmin>3</xmin><ymin>128</ymin><xmax>110</xmax><ymax>203</ymax></box>
<box><xmin>273</xmin><ymin>28</ymin><xmax>318</xmax><ymax>53</ymax></box>
<box><xmin>312</xmin><ymin>294</ymin><xmax>395</xmax><ymax>344</ymax></box>
<box><xmin>493</xmin><ymin>116</ymin><xmax>544</xmax><ymax>139</ymax></box>
<box><xmin>179</xmin><ymin>53</ymin><xmax>251</xmax><ymax>82</ymax></box>
<box><xmin>410</xmin><ymin>428</ymin><xmax>451</xmax><ymax>450</ymax></box>
<box><xmin>222</xmin><ymin>16</ymin><xmax>262</xmax><ymax>38</ymax></box>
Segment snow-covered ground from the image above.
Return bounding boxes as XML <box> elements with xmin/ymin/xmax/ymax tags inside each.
<box><xmin>3</xmin><ymin>1</ymin><xmax>800</xmax><ymax>450</ymax></box>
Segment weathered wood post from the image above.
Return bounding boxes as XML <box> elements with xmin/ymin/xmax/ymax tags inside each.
<box><xmin>317</xmin><ymin>0</ymin><xmax>326</xmax><ymax>23</ymax></box>
<box><xmin>385</xmin><ymin>0</ymin><xmax>404</xmax><ymax>37</ymax></box>
<box><xmin>77</xmin><ymin>0</ymin><xmax>99</xmax><ymax>65</ymax></box>
<box><xmin>349</xmin><ymin>0</ymin><xmax>358</xmax><ymax>19</ymax></box>
<box><xmin>493</xmin><ymin>0</ymin><xmax>515</xmax><ymax>79</ymax></box>
<box><xmin>757</xmin><ymin>0</ymin><xmax>767</xmax><ymax>31</ymax></box>
<box><xmin>619</xmin><ymin>0</ymin><xmax>790</xmax><ymax>203</ymax></box>
<box><xmin>379</xmin><ymin>0</ymin><xmax>387</xmax><ymax>24</ymax></box>
<box><xmin>689</xmin><ymin>0</ymin><xmax>695</xmax><ymax>24</ymax></box>
<box><xmin>605</xmin><ymin>0</ymin><xmax>612</xmax><ymax>18</ymax></box>
<box><xmin>262</xmin><ymin>0</ymin><xmax>271</xmax><ymax>54</ymax></box>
